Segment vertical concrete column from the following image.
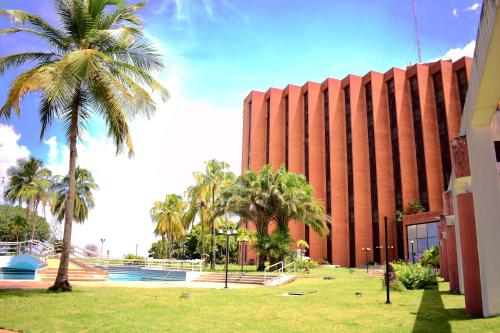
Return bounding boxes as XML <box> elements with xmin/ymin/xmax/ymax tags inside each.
<box><xmin>417</xmin><ymin>65</ymin><xmax>444</xmax><ymax>212</ymax></box>
<box><xmin>349</xmin><ymin>75</ymin><xmax>374</xmax><ymax>266</ymax></box>
<box><xmin>249</xmin><ymin>92</ymin><xmax>266</xmax><ymax>171</ymax></box>
<box><xmin>439</xmin><ymin>61</ymin><xmax>462</xmax><ymax>141</ymax></box>
<box><xmin>267</xmin><ymin>88</ymin><xmax>284</xmax><ymax>170</ymax></box>
<box><xmin>328</xmin><ymin>79</ymin><xmax>350</xmax><ymax>267</ymax></box>
<box><xmin>285</xmin><ymin>85</ymin><xmax>305</xmax><ymax>244</ymax></box>
<box><xmin>303</xmin><ymin>82</ymin><xmax>327</xmax><ymax>260</ymax></box>
<box><xmin>371</xmin><ymin>72</ymin><xmax>393</xmax><ymax>262</ymax></box>
<box><xmin>438</xmin><ymin>219</ymin><xmax>449</xmax><ymax>281</ymax></box>
<box><xmin>457</xmin><ymin>192</ymin><xmax>483</xmax><ymax>317</ymax></box>
<box><xmin>468</xmin><ymin>126</ymin><xmax>500</xmax><ymax>317</ymax></box>
<box><xmin>446</xmin><ymin>222</ymin><xmax>460</xmax><ymax>293</ymax></box>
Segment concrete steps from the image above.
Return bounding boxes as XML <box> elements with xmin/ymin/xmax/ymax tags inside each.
<box><xmin>37</xmin><ymin>258</ymin><xmax>107</xmax><ymax>282</ymax></box>
<box><xmin>193</xmin><ymin>273</ymin><xmax>278</xmax><ymax>285</ymax></box>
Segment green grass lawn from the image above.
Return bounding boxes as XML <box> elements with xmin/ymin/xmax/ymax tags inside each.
<box><xmin>1</xmin><ymin>277</ymin><xmax>499</xmax><ymax>332</ymax></box>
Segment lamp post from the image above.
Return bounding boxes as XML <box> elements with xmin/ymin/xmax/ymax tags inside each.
<box><xmin>219</xmin><ymin>228</ymin><xmax>238</xmax><ymax>289</ymax></box>
<box><xmin>383</xmin><ymin>216</ymin><xmax>395</xmax><ymax>305</ymax></box>
<box><xmin>239</xmin><ymin>240</ymin><xmax>248</xmax><ymax>275</ymax></box>
<box><xmin>362</xmin><ymin>247</ymin><xmax>371</xmax><ymax>273</ymax></box>
<box><xmin>410</xmin><ymin>240</ymin><xmax>415</xmax><ymax>264</ymax></box>
<box><xmin>100</xmin><ymin>238</ymin><xmax>105</xmax><ymax>258</ymax></box>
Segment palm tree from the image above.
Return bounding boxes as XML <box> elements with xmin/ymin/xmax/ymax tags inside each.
<box><xmin>225</xmin><ymin>165</ymin><xmax>329</xmax><ymax>270</ymax></box>
<box><xmin>4</xmin><ymin>158</ymin><xmax>52</xmax><ymax>242</ymax></box>
<box><xmin>150</xmin><ymin>194</ymin><xmax>190</xmax><ymax>259</ymax></box>
<box><xmin>0</xmin><ymin>1</ymin><xmax>167</xmax><ymax>291</ymax></box>
<box><xmin>186</xmin><ymin>160</ymin><xmax>236</xmax><ymax>270</ymax></box>
<box><xmin>51</xmin><ymin>166</ymin><xmax>98</xmax><ymax>223</ymax></box>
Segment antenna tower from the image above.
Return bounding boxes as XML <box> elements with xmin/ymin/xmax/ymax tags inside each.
<box><xmin>412</xmin><ymin>0</ymin><xmax>423</xmax><ymax>63</ymax></box>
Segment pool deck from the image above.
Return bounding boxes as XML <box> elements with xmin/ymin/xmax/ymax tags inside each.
<box><xmin>0</xmin><ymin>279</ymin><xmax>260</xmax><ymax>290</ymax></box>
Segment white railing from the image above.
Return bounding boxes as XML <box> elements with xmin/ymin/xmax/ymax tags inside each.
<box><xmin>264</xmin><ymin>260</ymin><xmax>297</xmax><ymax>283</ymax></box>
<box><xmin>0</xmin><ymin>240</ymin><xmax>55</xmax><ymax>258</ymax></box>
<box><xmin>83</xmin><ymin>258</ymin><xmax>204</xmax><ymax>272</ymax></box>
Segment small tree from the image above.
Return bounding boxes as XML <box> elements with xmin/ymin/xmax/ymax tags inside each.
<box><xmin>296</xmin><ymin>240</ymin><xmax>309</xmax><ymax>260</ymax></box>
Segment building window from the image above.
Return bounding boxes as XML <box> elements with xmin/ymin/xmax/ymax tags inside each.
<box><xmin>324</xmin><ymin>89</ymin><xmax>332</xmax><ymax>263</ymax></box>
<box><xmin>304</xmin><ymin>92</ymin><xmax>310</xmax><ymax>253</ymax></box>
<box><xmin>407</xmin><ymin>221</ymin><xmax>439</xmax><ymax>260</ymax></box>
<box><xmin>365</xmin><ymin>83</ymin><xmax>380</xmax><ymax>263</ymax></box>
<box><xmin>410</xmin><ymin>76</ymin><xmax>429</xmax><ymax>209</ymax></box>
<box><xmin>247</xmin><ymin>101</ymin><xmax>252</xmax><ymax>170</ymax></box>
<box><xmin>387</xmin><ymin>79</ymin><xmax>403</xmax><ymax>211</ymax></box>
<box><xmin>285</xmin><ymin>95</ymin><xmax>289</xmax><ymax>170</ymax></box>
<box><xmin>456</xmin><ymin>68</ymin><xmax>468</xmax><ymax>113</ymax></box>
<box><xmin>265</xmin><ymin>98</ymin><xmax>270</xmax><ymax>165</ymax></box>
<box><xmin>345</xmin><ymin>85</ymin><xmax>356</xmax><ymax>267</ymax></box>
<box><xmin>433</xmin><ymin>72</ymin><xmax>452</xmax><ymax>188</ymax></box>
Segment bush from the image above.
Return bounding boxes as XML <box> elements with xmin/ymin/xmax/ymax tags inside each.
<box><xmin>420</xmin><ymin>246</ymin><xmax>439</xmax><ymax>268</ymax></box>
<box><xmin>381</xmin><ymin>263</ymin><xmax>405</xmax><ymax>291</ymax></box>
<box><xmin>296</xmin><ymin>259</ymin><xmax>318</xmax><ymax>273</ymax></box>
<box><xmin>317</xmin><ymin>258</ymin><xmax>329</xmax><ymax>265</ymax></box>
<box><xmin>394</xmin><ymin>262</ymin><xmax>432</xmax><ymax>290</ymax></box>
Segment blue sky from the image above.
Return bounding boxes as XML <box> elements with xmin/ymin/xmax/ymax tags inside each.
<box><xmin>0</xmin><ymin>0</ymin><xmax>481</xmax><ymax>255</ymax></box>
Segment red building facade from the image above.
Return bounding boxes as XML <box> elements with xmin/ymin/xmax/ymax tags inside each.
<box><xmin>241</xmin><ymin>58</ymin><xmax>472</xmax><ymax>267</ymax></box>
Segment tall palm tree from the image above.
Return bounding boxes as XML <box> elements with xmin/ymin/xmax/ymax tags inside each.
<box><xmin>0</xmin><ymin>1</ymin><xmax>167</xmax><ymax>291</ymax></box>
<box><xmin>186</xmin><ymin>160</ymin><xmax>236</xmax><ymax>270</ymax></box>
<box><xmin>4</xmin><ymin>158</ymin><xmax>52</xmax><ymax>242</ymax></box>
<box><xmin>150</xmin><ymin>194</ymin><xmax>190</xmax><ymax>259</ymax></box>
<box><xmin>51</xmin><ymin>166</ymin><xmax>98</xmax><ymax>223</ymax></box>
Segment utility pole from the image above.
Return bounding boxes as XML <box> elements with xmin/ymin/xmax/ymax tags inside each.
<box><xmin>412</xmin><ymin>0</ymin><xmax>423</xmax><ymax>63</ymax></box>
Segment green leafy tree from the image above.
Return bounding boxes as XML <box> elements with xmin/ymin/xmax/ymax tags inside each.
<box><xmin>51</xmin><ymin>166</ymin><xmax>98</xmax><ymax>223</ymax></box>
<box><xmin>185</xmin><ymin>160</ymin><xmax>236</xmax><ymax>270</ymax></box>
<box><xmin>0</xmin><ymin>205</ymin><xmax>50</xmax><ymax>242</ymax></box>
<box><xmin>4</xmin><ymin>158</ymin><xmax>52</xmax><ymax>241</ymax></box>
<box><xmin>0</xmin><ymin>0</ymin><xmax>167</xmax><ymax>291</ymax></box>
<box><xmin>150</xmin><ymin>194</ymin><xmax>190</xmax><ymax>259</ymax></box>
<box><xmin>225</xmin><ymin>165</ymin><xmax>328</xmax><ymax>270</ymax></box>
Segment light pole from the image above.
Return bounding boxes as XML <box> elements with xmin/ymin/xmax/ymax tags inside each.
<box><xmin>410</xmin><ymin>240</ymin><xmax>415</xmax><ymax>264</ymax></box>
<box><xmin>219</xmin><ymin>228</ymin><xmax>238</xmax><ymax>289</ymax></box>
<box><xmin>100</xmin><ymin>238</ymin><xmax>105</xmax><ymax>258</ymax></box>
<box><xmin>362</xmin><ymin>247</ymin><xmax>371</xmax><ymax>273</ymax></box>
<box><xmin>135</xmin><ymin>244</ymin><xmax>139</xmax><ymax>257</ymax></box>
<box><xmin>384</xmin><ymin>216</ymin><xmax>391</xmax><ymax>304</ymax></box>
<box><xmin>239</xmin><ymin>240</ymin><xmax>247</xmax><ymax>275</ymax></box>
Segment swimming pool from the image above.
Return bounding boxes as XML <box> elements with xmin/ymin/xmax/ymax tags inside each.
<box><xmin>101</xmin><ymin>266</ymin><xmax>191</xmax><ymax>282</ymax></box>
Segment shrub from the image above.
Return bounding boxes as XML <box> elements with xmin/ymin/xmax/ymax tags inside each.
<box><xmin>394</xmin><ymin>262</ymin><xmax>432</xmax><ymax>290</ymax></box>
<box><xmin>317</xmin><ymin>258</ymin><xmax>329</xmax><ymax>265</ymax></box>
<box><xmin>420</xmin><ymin>246</ymin><xmax>440</xmax><ymax>268</ymax></box>
<box><xmin>296</xmin><ymin>259</ymin><xmax>318</xmax><ymax>273</ymax></box>
<box><xmin>381</xmin><ymin>263</ymin><xmax>405</xmax><ymax>291</ymax></box>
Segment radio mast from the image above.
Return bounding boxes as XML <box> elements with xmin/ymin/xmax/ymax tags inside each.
<box><xmin>412</xmin><ymin>0</ymin><xmax>423</xmax><ymax>63</ymax></box>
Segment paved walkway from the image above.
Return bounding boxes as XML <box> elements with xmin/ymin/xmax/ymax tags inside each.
<box><xmin>0</xmin><ymin>279</ymin><xmax>259</xmax><ymax>290</ymax></box>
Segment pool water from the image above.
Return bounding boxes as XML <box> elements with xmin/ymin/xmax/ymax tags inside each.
<box><xmin>103</xmin><ymin>266</ymin><xmax>188</xmax><ymax>282</ymax></box>
<box><xmin>0</xmin><ymin>268</ymin><xmax>35</xmax><ymax>280</ymax></box>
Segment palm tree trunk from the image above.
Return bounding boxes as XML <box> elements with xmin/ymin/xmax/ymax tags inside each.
<box><xmin>211</xmin><ymin>216</ymin><xmax>216</xmax><ymax>271</ymax></box>
<box><xmin>50</xmin><ymin>89</ymin><xmax>80</xmax><ymax>292</ymax></box>
<box><xmin>210</xmin><ymin>184</ymin><xmax>216</xmax><ymax>271</ymax></box>
<box><xmin>161</xmin><ymin>234</ymin><xmax>167</xmax><ymax>259</ymax></box>
<box><xmin>201</xmin><ymin>220</ymin><xmax>205</xmax><ymax>260</ymax></box>
<box><xmin>30</xmin><ymin>201</ymin><xmax>38</xmax><ymax>242</ymax></box>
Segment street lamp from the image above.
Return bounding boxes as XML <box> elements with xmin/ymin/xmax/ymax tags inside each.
<box><xmin>135</xmin><ymin>244</ymin><xmax>139</xmax><ymax>257</ymax></box>
<box><xmin>362</xmin><ymin>247</ymin><xmax>371</xmax><ymax>273</ymax></box>
<box><xmin>100</xmin><ymin>238</ymin><xmax>105</xmax><ymax>258</ymax></box>
<box><xmin>410</xmin><ymin>240</ymin><xmax>415</xmax><ymax>264</ymax></box>
<box><xmin>219</xmin><ymin>228</ymin><xmax>238</xmax><ymax>289</ymax></box>
<box><xmin>384</xmin><ymin>216</ymin><xmax>391</xmax><ymax>304</ymax></box>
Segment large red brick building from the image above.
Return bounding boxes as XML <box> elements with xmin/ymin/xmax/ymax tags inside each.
<box><xmin>241</xmin><ymin>57</ymin><xmax>472</xmax><ymax>268</ymax></box>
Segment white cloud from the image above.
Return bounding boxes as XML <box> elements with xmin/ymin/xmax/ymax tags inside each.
<box><xmin>464</xmin><ymin>3</ymin><xmax>480</xmax><ymax>11</ymax></box>
<box><xmin>441</xmin><ymin>40</ymin><xmax>476</xmax><ymax>61</ymax></box>
<box><xmin>45</xmin><ymin>93</ymin><xmax>242</xmax><ymax>258</ymax></box>
<box><xmin>452</xmin><ymin>8</ymin><xmax>458</xmax><ymax>17</ymax></box>
<box><xmin>0</xmin><ymin>125</ymin><xmax>30</xmax><ymax>203</ymax></box>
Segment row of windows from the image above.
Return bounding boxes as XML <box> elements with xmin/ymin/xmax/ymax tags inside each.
<box><xmin>344</xmin><ymin>86</ymin><xmax>356</xmax><ymax>267</ymax></box>
<box><xmin>265</xmin><ymin>98</ymin><xmax>270</xmax><ymax>165</ymax></box>
<box><xmin>456</xmin><ymin>68</ymin><xmax>468</xmax><ymax>113</ymax></box>
<box><xmin>409</xmin><ymin>76</ymin><xmax>429</xmax><ymax>209</ymax></box>
<box><xmin>303</xmin><ymin>92</ymin><xmax>310</xmax><ymax>251</ymax></box>
<box><xmin>433</xmin><ymin>72</ymin><xmax>452</xmax><ymax>188</ymax></box>
<box><xmin>387</xmin><ymin>79</ymin><xmax>403</xmax><ymax>211</ymax></box>
<box><xmin>324</xmin><ymin>89</ymin><xmax>332</xmax><ymax>264</ymax></box>
<box><xmin>365</xmin><ymin>83</ymin><xmax>381</xmax><ymax>263</ymax></box>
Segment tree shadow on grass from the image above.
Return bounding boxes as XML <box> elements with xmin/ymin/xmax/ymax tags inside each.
<box><xmin>412</xmin><ymin>282</ymin><xmax>474</xmax><ymax>333</ymax></box>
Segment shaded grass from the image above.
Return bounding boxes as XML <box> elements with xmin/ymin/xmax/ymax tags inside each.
<box><xmin>1</xmin><ymin>277</ymin><xmax>499</xmax><ymax>332</ymax></box>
